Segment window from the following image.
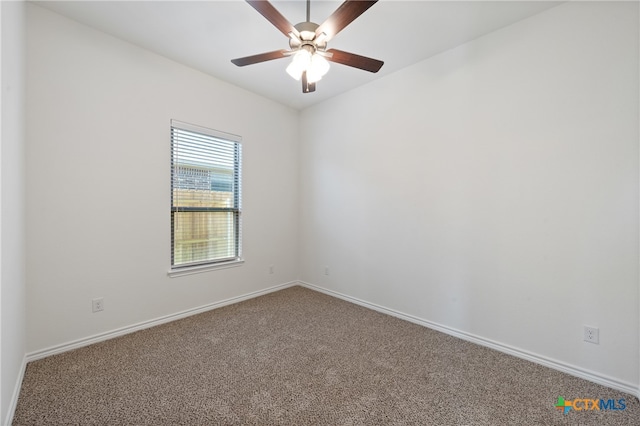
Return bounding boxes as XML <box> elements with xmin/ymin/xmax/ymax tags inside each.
<box><xmin>170</xmin><ymin>120</ymin><xmax>242</xmax><ymax>272</ymax></box>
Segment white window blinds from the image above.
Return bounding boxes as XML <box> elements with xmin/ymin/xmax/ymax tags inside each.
<box><xmin>170</xmin><ymin>120</ymin><xmax>242</xmax><ymax>269</ymax></box>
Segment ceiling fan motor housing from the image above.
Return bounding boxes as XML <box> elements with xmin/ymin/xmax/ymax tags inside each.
<box><xmin>289</xmin><ymin>21</ymin><xmax>327</xmax><ymax>52</ymax></box>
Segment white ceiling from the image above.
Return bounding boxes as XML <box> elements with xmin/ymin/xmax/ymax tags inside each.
<box><xmin>35</xmin><ymin>0</ymin><xmax>563</xmax><ymax>110</ymax></box>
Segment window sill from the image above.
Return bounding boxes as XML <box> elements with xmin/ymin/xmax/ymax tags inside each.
<box><xmin>168</xmin><ymin>259</ymin><xmax>244</xmax><ymax>278</ymax></box>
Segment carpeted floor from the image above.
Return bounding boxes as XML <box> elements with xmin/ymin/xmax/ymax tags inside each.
<box><xmin>13</xmin><ymin>286</ymin><xmax>640</xmax><ymax>425</ymax></box>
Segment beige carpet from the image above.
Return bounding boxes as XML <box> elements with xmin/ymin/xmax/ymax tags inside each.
<box><xmin>13</xmin><ymin>286</ymin><xmax>640</xmax><ymax>425</ymax></box>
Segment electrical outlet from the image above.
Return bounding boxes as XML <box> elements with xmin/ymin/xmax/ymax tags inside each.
<box><xmin>92</xmin><ymin>297</ymin><xmax>104</xmax><ymax>313</ymax></box>
<box><xmin>324</xmin><ymin>266</ymin><xmax>329</xmax><ymax>276</ymax></box>
<box><xmin>269</xmin><ymin>265</ymin><xmax>274</xmax><ymax>274</ymax></box>
<box><xmin>584</xmin><ymin>326</ymin><xmax>599</xmax><ymax>344</ymax></box>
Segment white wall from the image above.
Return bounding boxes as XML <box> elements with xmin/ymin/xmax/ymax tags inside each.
<box><xmin>299</xmin><ymin>1</ymin><xmax>639</xmax><ymax>389</ymax></box>
<box><xmin>26</xmin><ymin>4</ymin><xmax>299</xmax><ymax>353</ymax></box>
<box><xmin>1</xmin><ymin>0</ymin><xmax>27</xmax><ymax>422</ymax></box>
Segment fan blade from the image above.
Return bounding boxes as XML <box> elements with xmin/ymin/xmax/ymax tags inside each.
<box><xmin>231</xmin><ymin>49</ymin><xmax>289</xmax><ymax>67</ymax></box>
<box><xmin>246</xmin><ymin>0</ymin><xmax>296</xmax><ymax>38</ymax></box>
<box><xmin>325</xmin><ymin>49</ymin><xmax>383</xmax><ymax>73</ymax></box>
<box><xmin>315</xmin><ymin>0</ymin><xmax>378</xmax><ymax>41</ymax></box>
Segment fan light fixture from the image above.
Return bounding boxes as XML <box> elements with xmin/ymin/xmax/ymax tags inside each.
<box><xmin>286</xmin><ymin>48</ymin><xmax>330</xmax><ymax>83</ymax></box>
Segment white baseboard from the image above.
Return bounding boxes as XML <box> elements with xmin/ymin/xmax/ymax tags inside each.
<box><xmin>18</xmin><ymin>278</ymin><xmax>640</xmax><ymax>418</ymax></box>
<box><xmin>298</xmin><ymin>281</ymin><xmax>640</xmax><ymax>399</ymax></box>
<box><xmin>4</xmin><ymin>355</ymin><xmax>27</xmax><ymax>426</ymax></box>
<box><xmin>26</xmin><ymin>281</ymin><xmax>298</xmax><ymax>362</ymax></box>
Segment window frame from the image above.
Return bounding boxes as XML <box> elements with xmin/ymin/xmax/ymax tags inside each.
<box><xmin>168</xmin><ymin>120</ymin><xmax>243</xmax><ymax>277</ymax></box>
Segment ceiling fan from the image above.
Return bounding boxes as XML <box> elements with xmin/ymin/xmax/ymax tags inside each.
<box><xmin>231</xmin><ymin>0</ymin><xmax>384</xmax><ymax>93</ymax></box>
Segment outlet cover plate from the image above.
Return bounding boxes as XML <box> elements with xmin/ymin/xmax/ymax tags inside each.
<box><xmin>92</xmin><ymin>297</ymin><xmax>104</xmax><ymax>313</ymax></box>
<box><xmin>584</xmin><ymin>326</ymin><xmax>599</xmax><ymax>344</ymax></box>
